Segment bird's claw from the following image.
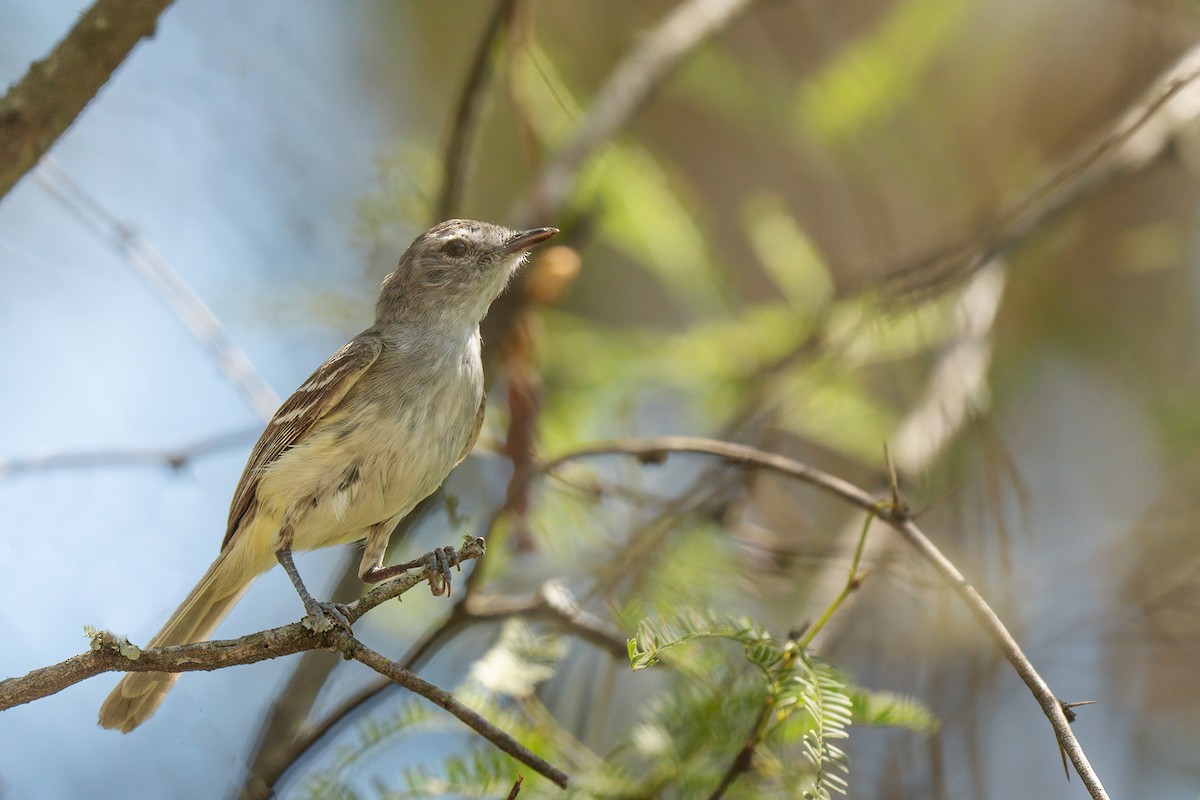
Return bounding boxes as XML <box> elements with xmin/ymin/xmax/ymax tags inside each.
<box><xmin>427</xmin><ymin>546</ymin><xmax>458</xmax><ymax>597</ymax></box>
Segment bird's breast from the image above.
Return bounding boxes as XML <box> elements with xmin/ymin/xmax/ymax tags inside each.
<box><xmin>261</xmin><ymin>332</ymin><xmax>484</xmax><ymax>551</ymax></box>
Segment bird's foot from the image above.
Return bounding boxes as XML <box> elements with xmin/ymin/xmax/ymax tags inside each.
<box><xmin>426</xmin><ymin>546</ymin><xmax>458</xmax><ymax>597</ymax></box>
<box><xmin>302</xmin><ymin>599</ymin><xmax>352</xmax><ymax>633</ymax></box>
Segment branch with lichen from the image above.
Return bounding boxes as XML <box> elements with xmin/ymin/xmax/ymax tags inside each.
<box><xmin>0</xmin><ymin>0</ymin><xmax>175</xmax><ymax>200</ymax></box>
<box><xmin>0</xmin><ymin>537</ymin><xmax>566</xmax><ymax>789</ymax></box>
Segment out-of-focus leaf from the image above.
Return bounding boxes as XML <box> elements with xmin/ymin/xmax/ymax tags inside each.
<box><xmin>850</xmin><ymin>688</ymin><xmax>939</xmax><ymax>733</ymax></box>
<box><xmin>775</xmin><ymin>366</ymin><xmax>896</xmax><ymax>464</ymax></box>
<box><xmin>509</xmin><ymin>43</ymin><xmax>580</xmax><ymax>146</ymax></box>
<box><xmin>469</xmin><ymin>619</ymin><xmax>567</xmax><ymax>699</ymax></box>
<box><xmin>743</xmin><ymin>192</ymin><xmax>835</xmax><ymax>313</ymax></box>
<box><xmin>669</xmin><ymin>45</ymin><xmax>794</xmax><ymax>137</ymax></box>
<box><xmin>797</xmin><ymin>0</ymin><xmax>970</xmax><ymax>143</ymax></box>
<box><xmin>578</xmin><ymin>145</ymin><xmax>730</xmax><ymax>313</ymax></box>
<box><xmin>824</xmin><ymin>291</ymin><xmax>958</xmax><ymax>366</ymax></box>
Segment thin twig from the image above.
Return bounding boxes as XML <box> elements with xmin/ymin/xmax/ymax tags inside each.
<box><xmin>504</xmin><ymin>775</ymin><xmax>524</xmax><ymax>799</ymax></box>
<box><xmin>463</xmin><ymin>580</ymin><xmax>629</xmax><ymax>660</ymax></box>
<box><xmin>265</xmin><ymin>579</ymin><xmax>625</xmax><ymax>794</ymax></box>
<box><xmin>435</xmin><ymin>0</ymin><xmax>517</xmax><ymax>220</ymax></box>
<box><xmin>0</xmin><ymin>0</ymin><xmax>175</xmax><ymax>200</ymax></box>
<box><xmin>0</xmin><ymin>426</ymin><xmax>258</xmax><ymax>480</ymax></box>
<box><xmin>796</xmin><ymin>511</ymin><xmax>876</xmax><ymax>650</ymax></box>
<box><xmin>892</xmin><ymin>52</ymin><xmax>1200</xmax><ymax>294</ymax></box>
<box><xmin>705</xmin><ymin>635</ymin><xmax>801</xmax><ymax>800</ymax></box>
<box><xmin>36</xmin><ymin>158</ymin><xmax>281</xmax><ymax>420</ymax></box>
<box><xmin>538</xmin><ymin>436</ymin><xmax>1110</xmax><ymax>800</ymax></box>
<box><xmin>343</xmin><ymin>635</ymin><xmax>568</xmax><ymax>788</ymax></box>
<box><xmin>509</xmin><ymin>0</ymin><xmax>760</xmax><ymax>226</ymax></box>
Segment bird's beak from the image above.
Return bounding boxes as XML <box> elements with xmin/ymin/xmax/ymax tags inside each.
<box><xmin>500</xmin><ymin>227</ymin><xmax>558</xmax><ymax>255</ymax></box>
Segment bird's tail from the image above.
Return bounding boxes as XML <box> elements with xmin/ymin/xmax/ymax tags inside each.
<box><xmin>98</xmin><ymin>547</ymin><xmax>255</xmax><ymax>733</ymax></box>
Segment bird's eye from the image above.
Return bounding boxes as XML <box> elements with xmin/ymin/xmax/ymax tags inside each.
<box><xmin>443</xmin><ymin>238</ymin><xmax>468</xmax><ymax>258</ymax></box>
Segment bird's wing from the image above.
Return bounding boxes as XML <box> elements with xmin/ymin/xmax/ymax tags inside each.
<box><xmin>223</xmin><ymin>334</ymin><xmax>384</xmax><ymax>549</ymax></box>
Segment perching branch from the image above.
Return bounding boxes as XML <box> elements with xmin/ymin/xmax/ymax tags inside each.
<box><xmin>0</xmin><ymin>538</ymin><xmax>567</xmax><ymax>787</ymax></box>
<box><xmin>541</xmin><ymin>436</ymin><xmax>1110</xmax><ymax>800</ymax></box>
<box><xmin>0</xmin><ymin>0</ymin><xmax>175</xmax><ymax>200</ymax></box>
<box><xmin>0</xmin><ymin>538</ymin><xmax>484</xmax><ymax>711</ymax></box>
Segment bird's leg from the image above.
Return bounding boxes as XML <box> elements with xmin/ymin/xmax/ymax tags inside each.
<box><xmin>276</xmin><ymin>540</ymin><xmax>351</xmax><ymax>633</ymax></box>
<box><xmin>359</xmin><ymin>519</ymin><xmax>457</xmax><ymax>596</ymax></box>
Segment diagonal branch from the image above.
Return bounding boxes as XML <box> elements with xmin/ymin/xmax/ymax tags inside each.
<box><xmin>508</xmin><ymin>0</ymin><xmax>759</xmax><ymax>227</ymax></box>
<box><xmin>0</xmin><ymin>0</ymin><xmax>175</xmax><ymax>200</ymax></box>
<box><xmin>36</xmin><ymin>159</ymin><xmax>281</xmax><ymax>420</ymax></box>
<box><xmin>343</xmin><ymin>635</ymin><xmax>568</xmax><ymax>788</ymax></box>
<box><xmin>537</xmin><ymin>435</ymin><xmax>1110</xmax><ymax>800</ymax></box>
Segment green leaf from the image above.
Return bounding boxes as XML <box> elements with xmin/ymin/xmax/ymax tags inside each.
<box><xmin>743</xmin><ymin>193</ymin><xmax>834</xmax><ymax>313</ymax></box>
<box><xmin>850</xmin><ymin>688</ymin><xmax>939</xmax><ymax>733</ymax></box>
<box><xmin>796</xmin><ymin>0</ymin><xmax>971</xmax><ymax>143</ymax></box>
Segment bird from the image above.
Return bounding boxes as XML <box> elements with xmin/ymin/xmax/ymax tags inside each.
<box><xmin>98</xmin><ymin>219</ymin><xmax>557</xmax><ymax>732</ymax></box>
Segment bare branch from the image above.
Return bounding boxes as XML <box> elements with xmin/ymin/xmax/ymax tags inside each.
<box><xmin>0</xmin><ymin>538</ymin><xmax>578</xmax><ymax>788</ymax></box>
<box><xmin>0</xmin><ymin>426</ymin><xmax>257</xmax><ymax>480</ymax></box>
<box><xmin>0</xmin><ymin>538</ymin><xmax>485</xmax><ymax>711</ymax></box>
<box><xmin>343</xmin><ymin>635</ymin><xmax>569</xmax><ymax>789</ymax></box>
<box><xmin>36</xmin><ymin>159</ymin><xmax>281</xmax><ymax>421</ymax></box>
<box><xmin>892</xmin><ymin>48</ymin><xmax>1200</xmax><ymax>294</ymax></box>
<box><xmin>540</xmin><ymin>436</ymin><xmax>1110</xmax><ymax>800</ymax></box>
<box><xmin>464</xmin><ymin>580</ymin><xmax>629</xmax><ymax>660</ymax></box>
<box><xmin>262</xmin><ymin>579</ymin><xmax>627</xmax><ymax>795</ymax></box>
<box><xmin>509</xmin><ymin>0</ymin><xmax>759</xmax><ymax>226</ymax></box>
<box><xmin>0</xmin><ymin>0</ymin><xmax>175</xmax><ymax>200</ymax></box>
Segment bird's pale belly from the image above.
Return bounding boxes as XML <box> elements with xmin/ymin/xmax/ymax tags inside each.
<box><xmin>255</xmin><ymin>394</ymin><xmax>476</xmax><ymax>553</ymax></box>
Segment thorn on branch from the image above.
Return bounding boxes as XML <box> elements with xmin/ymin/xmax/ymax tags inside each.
<box><xmin>1061</xmin><ymin>699</ymin><xmax>1098</xmax><ymax>723</ymax></box>
<box><xmin>883</xmin><ymin>442</ymin><xmax>909</xmax><ymax>521</ymax></box>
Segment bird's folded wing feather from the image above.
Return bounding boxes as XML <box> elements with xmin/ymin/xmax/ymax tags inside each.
<box><xmin>222</xmin><ymin>334</ymin><xmax>384</xmax><ymax>549</ymax></box>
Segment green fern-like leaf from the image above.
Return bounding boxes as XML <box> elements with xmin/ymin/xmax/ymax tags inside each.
<box><xmin>797</xmin><ymin>657</ymin><xmax>852</xmax><ymax>798</ymax></box>
<box><xmin>627</xmin><ymin>610</ymin><xmax>774</xmax><ymax>672</ymax></box>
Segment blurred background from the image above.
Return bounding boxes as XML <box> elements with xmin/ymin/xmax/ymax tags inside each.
<box><xmin>2</xmin><ymin>0</ymin><xmax>1200</xmax><ymax>798</ymax></box>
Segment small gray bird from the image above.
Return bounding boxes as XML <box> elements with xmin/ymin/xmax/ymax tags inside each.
<box><xmin>99</xmin><ymin>219</ymin><xmax>557</xmax><ymax>732</ymax></box>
